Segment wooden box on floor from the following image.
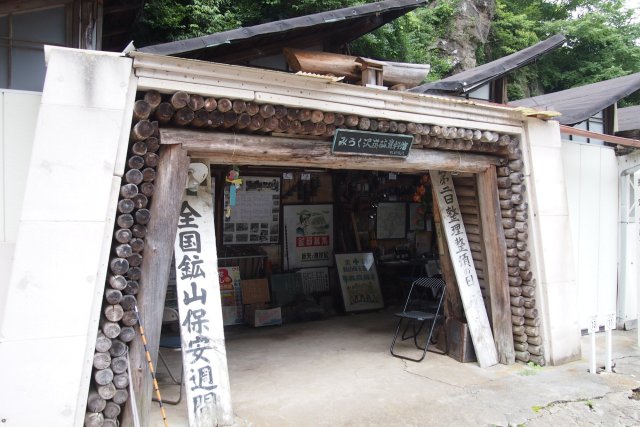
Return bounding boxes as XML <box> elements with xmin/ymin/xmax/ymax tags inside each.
<box><xmin>437</xmin><ymin>317</ymin><xmax>477</xmax><ymax>363</ymax></box>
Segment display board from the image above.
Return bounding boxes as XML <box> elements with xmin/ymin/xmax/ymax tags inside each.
<box><xmin>223</xmin><ymin>176</ymin><xmax>280</xmax><ymax>244</ymax></box>
<box><xmin>283</xmin><ymin>204</ymin><xmax>334</xmax><ymax>270</ymax></box>
<box><xmin>335</xmin><ymin>252</ymin><xmax>384</xmax><ymax>312</ymax></box>
<box><xmin>376</xmin><ymin>202</ymin><xmax>406</xmax><ymax>239</ymax></box>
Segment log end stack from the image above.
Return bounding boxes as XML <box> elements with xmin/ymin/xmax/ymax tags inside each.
<box><xmin>86</xmin><ymin>94</ymin><xmax>160</xmax><ymax>425</ymax></box>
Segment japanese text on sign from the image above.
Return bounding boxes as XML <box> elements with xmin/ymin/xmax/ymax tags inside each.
<box><xmin>176</xmin><ymin>200</ymin><xmax>218</xmax><ymax>416</ymax></box>
<box><xmin>331</xmin><ymin>129</ymin><xmax>413</xmax><ymax>158</ymax></box>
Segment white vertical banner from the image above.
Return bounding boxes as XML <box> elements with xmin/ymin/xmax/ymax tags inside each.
<box><xmin>174</xmin><ymin>188</ymin><xmax>233</xmax><ymax>426</ymax></box>
<box><xmin>430</xmin><ymin>170</ymin><xmax>498</xmax><ymax>368</ymax></box>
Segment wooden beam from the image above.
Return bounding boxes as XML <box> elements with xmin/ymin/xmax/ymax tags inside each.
<box><xmin>476</xmin><ymin>165</ymin><xmax>515</xmax><ymax>365</ymax></box>
<box><xmin>160</xmin><ymin>129</ymin><xmax>501</xmax><ymax>173</ymax></box>
<box><xmin>431</xmin><ymin>170</ymin><xmax>498</xmax><ymax>368</ymax></box>
<box><xmin>560</xmin><ymin>124</ymin><xmax>640</xmax><ymax>148</ymax></box>
<box><xmin>122</xmin><ymin>144</ymin><xmax>190</xmax><ymax>427</ymax></box>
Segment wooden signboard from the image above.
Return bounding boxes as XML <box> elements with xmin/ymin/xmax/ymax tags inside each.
<box><xmin>430</xmin><ymin>170</ymin><xmax>498</xmax><ymax>368</ymax></box>
<box><xmin>331</xmin><ymin>129</ymin><xmax>413</xmax><ymax>158</ymax></box>
<box><xmin>174</xmin><ymin>188</ymin><xmax>233</xmax><ymax>426</ymax></box>
<box><xmin>335</xmin><ymin>252</ymin><xmax>384</xmax><ymax>312</ymax></box>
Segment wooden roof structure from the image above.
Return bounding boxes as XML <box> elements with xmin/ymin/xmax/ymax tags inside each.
<box><xmin>409</xmin><ymin>34</ymin><xmax>566</xmax><ymax>95</ymax></box>
<box><xmin>510</xmin><ymin>72</ymin><xmax>640</xmax><ymax>126</ymax></box>
<box><xmin>138</xmin><ymin>0</ymin><xmax>427</xmax><ymax>64</ymax></box>
<box><xmin>618</xmin><ymin>105</ymin><xmax>640</xmax><ymax>132</ymax></box>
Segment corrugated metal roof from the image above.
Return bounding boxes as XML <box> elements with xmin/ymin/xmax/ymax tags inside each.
<box><xmin>510</xmin><ymin>72</ymin><xmax>640</xmax><ymax>126</ymax></box>
<box><xmin>618</xmin><ymin>105</ymin><xmax>640</xmax><ymax>132</ymax></box>
<box><xmin>138</xmin><ymin>0</ymin><xmax>426</xmax><ymax>61</ymax></box>
<box><xmin>409</xmin><ymin>34</ymin><xmax>566</xmax><ymax>95</ymax></box>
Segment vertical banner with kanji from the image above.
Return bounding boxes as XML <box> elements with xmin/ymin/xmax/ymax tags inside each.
<box><xmin>429</xmin><ymin>170</ymin><xmax>498</xmax><ymax>368</ymax></box>
<box><xmin>174</xmin><ymin>188</ymin><xmax>233</xmax><ymax>426</ymax></box>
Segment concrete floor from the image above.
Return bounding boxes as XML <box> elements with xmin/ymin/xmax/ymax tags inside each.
<box><xmin>150</xmin><ymin>308</ymin><xmax>640</xmax><ymax>426</ymax></box>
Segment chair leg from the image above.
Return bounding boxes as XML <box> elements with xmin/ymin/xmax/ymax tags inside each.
<box><xmin>153</xmin><ymin>349</ymin><xmax>183</xmax><ymax>405</ymax></box>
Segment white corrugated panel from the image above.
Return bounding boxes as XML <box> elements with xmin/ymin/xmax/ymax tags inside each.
<box><xmin>562</xmin><ymin>140</ymin><xmax>618</xmax><ymax>329</ymax></box>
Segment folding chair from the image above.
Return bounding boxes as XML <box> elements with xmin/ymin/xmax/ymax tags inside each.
<box><xmin>154</xmin><ymin>307</ymin><xmax>183</xmax><ymax>405</ymax></box>
<box><xmin>390</xmin><ymin>277</ymin><xmax>446</xmax><ymax>362</ymax></box>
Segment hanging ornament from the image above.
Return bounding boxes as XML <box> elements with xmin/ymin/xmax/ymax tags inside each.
<box><xmin>225</xmin><ymin>166</ymin><xmax>242</xmax><ymax>218</ymax></box>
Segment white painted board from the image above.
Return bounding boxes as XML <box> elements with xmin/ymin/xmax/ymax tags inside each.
<box><xmin>430</xmin><ymin>170</ymin><xmax>498</xmax><ymax>368</ymax></box>
<box><xmin>562</xmin><ymin>141</ymin><xmax>618</xmax><ymax>329</ymax></box>
<box><xmin>174</xmin><ymin>188</ymin><xmax>233</xmax><ymax>426</ymax></box>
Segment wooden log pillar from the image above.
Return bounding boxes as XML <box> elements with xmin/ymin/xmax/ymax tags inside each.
<box><xmin>476</xmin><ymin>165</ymin><xmax>516</xmax><ymax>365</ymax></box>
<box><xmin>122</xmin><ymin>144</ymin><xmax>190</xmax><ymax>427</ymax></box>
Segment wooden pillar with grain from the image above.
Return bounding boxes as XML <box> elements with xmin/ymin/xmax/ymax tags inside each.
<box><xmin>122</xmin><ymin>144</ymin><xmax>190</xmax><ymax>427</ymax></box>
<box><xmin>477</xmin><ymin>165</ymin><xmax>516</xmax><ymax>365</ymax></box>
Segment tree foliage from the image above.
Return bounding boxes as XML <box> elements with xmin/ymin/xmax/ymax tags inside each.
<box><xmin>488</xmin><ymin>0</ymin><xmax>640</xmax><ymax>103</ymax></box>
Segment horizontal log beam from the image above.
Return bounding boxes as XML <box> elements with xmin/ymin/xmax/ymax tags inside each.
<box><xmin>160</xmin><ymin>129</ymin><xmax>502</xmax><ymax>173</ymax></box>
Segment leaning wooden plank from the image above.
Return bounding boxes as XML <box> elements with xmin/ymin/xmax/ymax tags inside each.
<box><xmin>477</xmin><ymin>166</ymin><xmax>516</xmax><ymax>365</ymax></box>
<box><xmin>173</xmin><ymin>185</ymin><xmax>234</xmax><ymax>426</ymax></box>
<box><xmin>431</xmin><ymin>170</ymin><xmax>498</xmax><ymax>368</ymax></box>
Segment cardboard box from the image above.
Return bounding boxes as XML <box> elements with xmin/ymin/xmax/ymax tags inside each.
<box><xmin>241</xmin><ymin>278</ymin><xmax>270</xmax><ymax>305</ymax></box>
<box><xmin>244</xmin><ymin>304</ymin><xmax>282</xmax><ymax>327</ymax></box>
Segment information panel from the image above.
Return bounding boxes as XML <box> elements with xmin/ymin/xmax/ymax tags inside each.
<box><xmin>335</xmin><ymin>252</ymin><xmax>384</xmax><ymax>312</ymax></box>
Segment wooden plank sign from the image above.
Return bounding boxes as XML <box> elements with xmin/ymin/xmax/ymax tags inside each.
<box><xmin>430</xmin><ymin>170</ymin><xmax>498</xmax><ymax>368</ymax></box>
<box><xmin>174</xmin><ymin>187</ymin><xmax>233</xmax><ymax>426</ymax></box>
<box><xmin>331</xmin><ymin>129</ymin><xmax>413</xmax><ymax>158</ymax></box>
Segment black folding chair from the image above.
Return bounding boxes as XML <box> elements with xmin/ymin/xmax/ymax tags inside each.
<box><xmin>390</xmin><ymin>277</ymin><xmax>446</xmax><ymax>362</ymax></box>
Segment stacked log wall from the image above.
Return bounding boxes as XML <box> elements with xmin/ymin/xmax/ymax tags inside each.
<box><xmin>84</xmin><ymin>89</ymin><xmax>542</xmax><ymax>424</ymax></box>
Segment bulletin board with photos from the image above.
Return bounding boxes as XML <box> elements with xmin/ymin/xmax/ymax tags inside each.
<box><xmin>223</xmin><ymin>176</ymin><xmax>281</xmax><ymax>245</ymax></box>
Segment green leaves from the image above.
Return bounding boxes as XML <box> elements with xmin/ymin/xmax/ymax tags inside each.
<box><xmin>489</xmin><ymin>0</ymin><xmax>640</xmax><ymax>102</ymax></box>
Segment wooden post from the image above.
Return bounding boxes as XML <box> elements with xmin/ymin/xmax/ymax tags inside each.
<box><xmin>476</xmin><ymin>166</ymin><xmax>516</xmax><ymax>365</ymax></box>
<box><xmin>430</xmin><ymin>170</ymin><xmax>498</xmax><ymax>368</ymax></box>
<box><xmin>121</xmin><ymin>144</ymin><xmax>190</xmax><ymax>427</ymax></box>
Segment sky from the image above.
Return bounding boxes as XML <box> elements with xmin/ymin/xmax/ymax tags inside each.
<box><xmin>626</xmin><ymin>0</ymin><xmax>639</xmax><ymax>21</ymax></box>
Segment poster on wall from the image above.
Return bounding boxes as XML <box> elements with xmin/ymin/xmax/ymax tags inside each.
<box><xmin>283</xmin><ymin>204</ymin><xmax>334</xmax><ymax>270</ymax></box>
<box><xmin>223</xmin><ymin>176</ymin><xmax>280</xmax><ymax>245</ymax></box>
<box><xmin>376</xmin><ymin>202</ymin><xmax>406</xmax><ymax>239</ymax></box>
<box><xmin>335</xmin><ymin>252</ymin><xmax>384</xmax><ymax>312</ymax></box>
<box><xmin>218</xmin><ymin>266</ymin><xmax>243</xmax><ymax>325</ymax></box>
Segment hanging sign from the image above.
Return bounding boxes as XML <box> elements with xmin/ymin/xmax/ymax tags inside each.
<box><xmin>331</xmin><ymin>129</ymin><xmax>413</xmax><ymax>158</ymax></box>
<box><xmin>430</xmin><ymin>170</ymin><xmax>498</xmax><ymax>368</ymax></box>
<box><xmin>174</xmin><ymin>189</ymin><xmax>233</xmax><ymax>426</ymax></box>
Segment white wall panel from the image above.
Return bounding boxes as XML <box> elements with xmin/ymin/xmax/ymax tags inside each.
<box><xmin>3</xmin><ymin>91</ymin><xmax>41</xmax><ymax>242</ymax></box>
<box><xmin>562</xmin><ymin>140</ymin><xmax>618</xmax><ymax>329</ymax></box>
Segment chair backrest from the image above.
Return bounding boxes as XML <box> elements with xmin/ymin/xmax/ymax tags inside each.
<box><xmin>402</xmin><ymin>277</ymin><xmax>446</xmax><ymax>313</ymax></box>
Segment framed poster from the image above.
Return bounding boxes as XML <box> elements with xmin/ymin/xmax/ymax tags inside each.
<box><xmin>376</xmin><ymin>202</ymin><xmax>406</xmax><ymax>239</ymax></box>
<box><xmin>223</xmin><ymin>176</ymin><xmax>280</xmax><ymax>245</ymax></box>
<box><xmin>335</xmin><ymin>252</ymin><xmax>384</xmax><ymax>312</ymax></box>
<box><xmin>283</xmin><ymin>204</ymin><xmax>334</xmax><ymax>270</ymax></box>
